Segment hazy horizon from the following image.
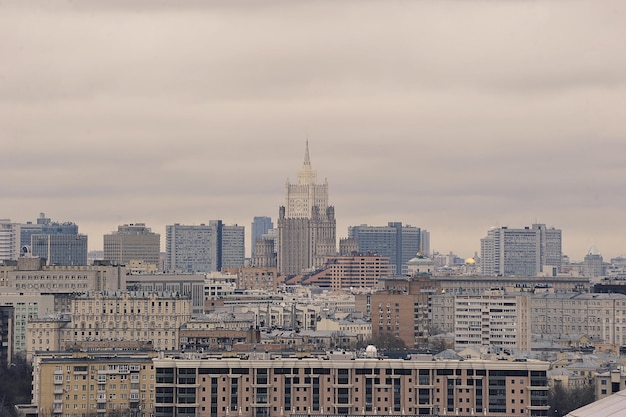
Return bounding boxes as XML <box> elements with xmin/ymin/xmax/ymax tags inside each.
<box><xmin>2</xmin><ymin>1</ymin><xmax>625</xmax><ymax>261</ymax></box>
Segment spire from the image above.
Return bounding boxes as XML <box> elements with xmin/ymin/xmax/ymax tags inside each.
<box><xmin>304</xmin><ymin>139</ymin><xmax>311</xmax><ymax>166</ymax></box>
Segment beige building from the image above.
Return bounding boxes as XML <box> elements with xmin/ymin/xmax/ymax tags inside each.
<box><xmin>532</xmin><ymin>292</ymin><xmax>626</xmax><ymax>347</ymax></box>
<box><xmin>27</xmin><ymin>292</ymin><xmax>191</xmax><ymax>359</ymax></box>
<box><xmin>151</xmin><ymin>352</ymin><xmax>550</xmax><ymax>417</ymax></box>
<box><xmin>302</xmin><ymin>255</ymin><xmax>392</xmax><ymax>291</ymax></box>
<box><xmin>34</xmin><ymin>351</ymin><xmax>156</xmax><ymax>417</ymax></box>
<box><xmin>236</xmin><ymin>267</ymin><xmax>280</xmax><ymax>292</ymax></box>
<box><xmin>454</xmin><ymin>290</ymin><xmax>532</xmax><ymax>351</ymax></box>
<box><xmin>0</xmin><ymin>292</ymin><xmax>55</xmax><ymax>354</ymax></box>
<box><xmin>316</xmin><ymin>317</ymin><xmax>371</xmax><ymax>340</ymax></box>
<box><xmin>103</xmin><ymin>223</ymin><xmax>161</xmax><ymax>267</ymax></box>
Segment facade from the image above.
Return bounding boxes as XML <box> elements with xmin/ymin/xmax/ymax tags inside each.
<box><xmin>26</xmin><ymin>292</ymin><xmax>192</xmax><ymax>359</ymax></box>
<box><xmin>251</xmin><ymin>216</ymin><xmax>273</xmax><ymax>256</ymax></box>
<box><xmin>237</xmin><ymin>267</ymin><xmax>280</xmax><ymax>292</ymax></box>
<box><xmin>0</xmin><ymin>292</ymin><xmax>55</xmax><ymax>355</ymax></box>
<box><xmin>302</xmin><ymin>254</ymin><xmax>392</xmax><ymax>290</ymax></box>
<box><xmin>480</xmin><ymin>224</ymin><xmax>562</xmax><ymax>277</ymax></box>
<box><xmin>166</xmin><ymin>221</ymin><xmax>244</xmax><ymax>273</ymax></box>
<box><xmin>358</xmin><ymin>276</ymin><xmax>440</xmax><ymax>348</ymax></box>
<box><xmin>348</xmin><ymin>222</ymin><xmax>421</xmax><ymax>275</ymax></box>
<box><xmin>103</xmin><ymin>223</ymin><xmax>161</xmax><ymax>267</ymax></box>
<box><xmin>2</xmin><ymin>257</ymin><xmax>127</xmax><ymax>296</ymax></box>
<box><xmin>34</xmin><ymin>351</ymin><xmax>156</xmax><ymax>417</ymax></box>
<box><xmin>531</xmin><ymin>292</ymin><xmax>626</xmax><ymax>346</ymax></box>
<box><xmin>125</xmin><ymin>273</ymin><xmax>206</xmax><ymax>314</ymax></box>
<box><xmin>277</xmin><ymin>142</ymin><xmax>336</xmax><ymax>275</ymax></box>
<box><xmin>0</xmin><ymin>219</ymin><xmax>19</xmax><ymax>261</ymax></box>
<box><xmin>152</xmin><ymin>353</ymin><xmax>550</xmax><ymax>417</ymax></box>
<box><xmin>583</xmin><ymin>246</ymin><xmax>604</xmax><ymax>277</ymax></box>
<box><xmin>221</xmin><ymin>224</ymin><xmax>245</xmax><ymax>269</ymax></box>
<box><xmin>251</xmin><ymin>238</ymin><xmax>277</xmax><ymax>268</ymax></box>
<box><xmin>454</xmin><ymin>291</ymin><xmax>532</xmax><ymax>351</ymax></box>
<box><xmin>31</xmin><ymin>233</ymin><xmax>88</xmax><ymax>266</ymax></box>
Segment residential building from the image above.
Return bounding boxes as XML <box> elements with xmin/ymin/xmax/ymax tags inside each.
<box><xmin>236</xmin><ymin>267</ymin><xmax>280</xmax><ymax>292</ymax></box>
<box><xmin>0</xmin><ymin>292</ymin><xmax>55</xmax><ymax>355</ymax></box>
<box><xmin>125</xmin><ymin>273</ymin><xmax>206</xmax><ymax>314</ymax></box>
<box><xmin>277</xmin><ymin>141</ymin><xmax>336</xmax><ymax>275</ymax></box>
<box><xmin>103</xmin><ymin>223</ymin><xmax>161</xmax><ymax>267</ymax></box>
<box><xmin>454</xmin><ymin>290</ymin><xmax>532</xmax><ymax>351</ymax></box>
<box><xmin>251</xmin><ymin>216</ymin><xmax>273</xmax><ymax>256</ymax></box>
<box><xmin>152</xmin><ymin>352</ymin><xmax>550</xmax><ymax>416</ymax></box>
<box><xmin>301</xmin><ymin>254</ymin><xmax>392</xmax><ymax>290</ymax></box>
<box><xmin>26</xmin><ymin>292</ymin><xmax>191</xmax><ymax>359</ymax></box>
<box><xmin>33</xmin><ymin>351</ymin><xmax>156</xmax><ymax>417</ymax></box>
<box><xmin>348</xmin><ymin>222</ymin><xmax>420</xmax><ymax>275</ymax></box>
<box><xmin>357</xmin><ymin>275</ymin><xmax>440</xmax><ymax>348</ymax></box>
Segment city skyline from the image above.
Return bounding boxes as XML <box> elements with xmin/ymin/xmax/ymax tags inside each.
<box><xmin>1</xmin><ymin>1</ymin><xmax>625</xmax><ymax>261</ymax></box>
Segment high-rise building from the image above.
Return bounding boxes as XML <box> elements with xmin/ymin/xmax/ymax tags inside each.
<box><xmin>277</xmin><ymin>142</ymin><xmax>336</xmax><ymax>275</ymax></box>
<box><xmin>166</xmin><ymin>221</ymin><xmax>245</xmax><ymax>273</ymax></box>
<box><xmin>0</xmin><ymin>305</ymin><xmax>14</xmax><ymax>368</ymax></box>
<box><xmin>348</xmin><ymin>222</ymin><xmax>420</xmax><ymax>275</ymax></box>
<box><xmin>583</xmin><ymin>246</ymin><xmax>604</xmax><ymax>277</ymax></box>
<box><xmin>221</xmin><ymin>224</ymin><xmax>245</xmax><ymax>269</ymax></box>
<box><xmin>480</xmin><ymin>224</ymin><xmax>562</xmax><ymax>277</ymax></box>
<box><xmin>251</xmin><ymin>216</ymin><xmax>273</xmax><ymax>255</ymax></box>
<box><xmin>103</xmin><ymin>223</ymin><xmax>160</xmax><ymax>267</ymax></box>
<box><xmin>0</xmin><ymin>219</ymin><xmax>18</xmax><ymax>262</ymax></box>
<box><xmin>31</xmin><ymin>234</ymin><xmax>88</xmax><ymax>266</ymax></box>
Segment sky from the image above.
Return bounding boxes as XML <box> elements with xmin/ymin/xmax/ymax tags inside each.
<box><xmin>1</xmin><ymin>0</ymin><xmax>625</xmax><ymax>261</ymax></box>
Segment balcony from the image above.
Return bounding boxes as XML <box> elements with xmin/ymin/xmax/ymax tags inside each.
<box><xmin>54</xmin><ymin>387</ymin><xmax>64</xmax><ymax>394</ymax></box>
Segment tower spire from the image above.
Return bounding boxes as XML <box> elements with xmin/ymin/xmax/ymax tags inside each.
<box><xmin>304</xmin><ymin>139</ymin><xmax>311</xmax><ymax>166</ymax></box>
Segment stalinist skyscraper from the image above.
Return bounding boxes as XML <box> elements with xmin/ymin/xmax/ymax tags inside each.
<box><xmin>277</xmin><ymin>141</ymin><xmax>336</xmax><ymax>275</ymax></box>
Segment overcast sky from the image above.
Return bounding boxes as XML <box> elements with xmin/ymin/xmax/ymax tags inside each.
<box><xmin>1</xmin><ymin>0</ymin><xmax>625</xmax><ymax>261</ymax></box>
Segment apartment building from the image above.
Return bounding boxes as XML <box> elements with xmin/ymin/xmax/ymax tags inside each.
<box><xmin>302</xmin><ymin>255</ymin><xmax>392</xmax><ymax>290</ymax></box>
<box><xmin>151</xmin><ymin>352</ymin><xmax>550</xmax><ymax>417</ymax></box>
<box><xmin>34</xmin><ymin>351</ymin><xmax>157</xmax><ymax>417</ymax></box>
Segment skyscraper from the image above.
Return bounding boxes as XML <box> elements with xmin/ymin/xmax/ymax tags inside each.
<box><xmin>221</xmin><ymin>224</ymin><xmax>245</xmax><ymax>269</ymax></box>
<box><xmin>277</xmin><ymin>141</ymin><xmax>336</xmax><ymax>275</ymax></box>
<box><xmin>31</xmin><ymin>234</ymin><xmax>88</xmax><ymax>266</ymax></box>
<box><xmin>251</xmin><ymin>216</ymin><xmax>273</xmax><ymax>255</ymax></box>
<box><xmin>0</xmin><ymin>219</ymin><xmax>18</xmax><ymax>262</ymax></box>
<box><xmin>103</xmin><ymin>223</ymin><xmax>161</xmax><ymax>267</ymax></box>
<box><xmin>348</xmin><ymin>222</ymin><xmax>421</xmax><ymax>275</ymax></box>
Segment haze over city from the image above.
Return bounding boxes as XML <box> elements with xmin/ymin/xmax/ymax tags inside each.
<box><xmin>1</xmin><ymin>1</ymin><xmax>625</xmax><ymax>260</ymax></box>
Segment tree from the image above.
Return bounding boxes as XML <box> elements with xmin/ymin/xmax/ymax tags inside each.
<box><xmin>548</xmin><ymin>382</ymin><xmax>595</xmax><ymax>417</ymax></box>
<box><xmin>0</xmin><ymin>355</ymin><xmax>33</xmax><ymax>417</ymax></box>
<box><xmin>370</xmin><ymin>333</ymin><xmax>406</xmax><ymax>351</ymax></box>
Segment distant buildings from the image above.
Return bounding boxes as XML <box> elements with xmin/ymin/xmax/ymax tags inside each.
<box><xmin>103</xmin><ymin>223</ymin><xmax>160</xmax><ymax>267</ymax></box>
<box><xmin>480</xmin><ymin>223</ymin><xmax>562</xmax><ymax>277</ymax></box>
<box><xmin>348</xmin><ymin>222</ymin><xmax>421</xmax><ymax>275</ymax></box>
<box><xmin>583</xmin><ymin>246</ymin><xmax>604</xmax><ymax>277</ymax></box>
<box><xmin>251</xmin><ymin>216</ymin><xmax>273</xmax><ymax>255</ymax></box>
<box><xmin>301</xmin><ymin>254</ymin><xmax>392</xmax><ymax>290</ymax></box>
<box><xmin>165</xmin><ymin>221</ymin><xmax>245</xmax><ymax>273</ymax></box>
<box><xmin>277</xmin><ymin>142</ymin><xmax>336</xmax><ymax>275</ymax></box>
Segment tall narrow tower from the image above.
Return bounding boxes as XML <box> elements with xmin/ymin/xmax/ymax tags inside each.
<box><xmin>277</xmin><ymin>141</ymin><xmax>336</xmax><ymax>275</ymax></box>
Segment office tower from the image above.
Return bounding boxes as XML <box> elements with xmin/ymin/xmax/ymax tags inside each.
<box><xmin>221</xmin><ymin>224</ymin><xmax>245</xmax><ymax>268</ymax></box>
<box><xmin>103</xmin><ymin>223</ymin><xmax>160</xmax><ymax>267</ymax></box>
<box><xmin>583</xmin><ymin>246</ymin><xmax>604</xmax><ymax>277</ymax></box>
<box><xmin>277</xmin><ymin>141</ymin><xmax>336</xmax><ymax>275</ymax></box>
<box><xmin>532</xmin><ymin>223</ymin><xmax>562</xmax><ymax>272</ymax></box>
<box><xmin>166</xmin><ymin>223</ymin><xmax>220</xmax><ymax>273</ymax></box>
<box><xmin>348</xmin><ymin>222</ymin><xmax>420</xmax><ymax>275</ymax></box>
<box><xmin>0</xmin><ymin>219</ymin><xmax>19</xmax><ymax>261</ymax></box>
<box><xmin>31</xmin><ymin>234</ymin><xmax>88</xmax><ymax>266</ymax></box>
<box><xmin>480</xmin><ymin>226</ymin><xmax>540</xmax><ymax>277</ymax></box>
<box><xmin>166</xmin><ymin>221</ymin><xmax>244</xmax><ymax>273</ymax></box>
<box><xmin>251</xmin><ymin>216</ymin><xmax>273</xmax><ymax>255</ymax></box>
<box><xmin>480</xmin><ymin>224</ymin><xmax>562</xmax><ymax>277</ymax></box>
